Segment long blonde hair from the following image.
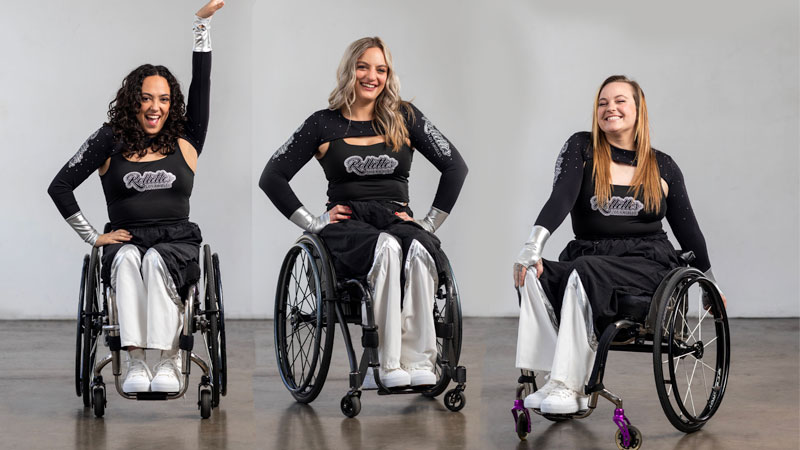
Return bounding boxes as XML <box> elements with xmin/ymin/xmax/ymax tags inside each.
<box><xmin>591</xmin><ymin>75</ymin><xmax>662</xmax><ymax>213</ymax></box>
<box><xmin>328</xmin><ymin>37</ymin><xmax>411</xmax><ymax>151</ymax></box>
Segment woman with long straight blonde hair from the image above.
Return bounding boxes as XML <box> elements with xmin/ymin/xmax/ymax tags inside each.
<box><xmin>260</xmin><ymin>37</ymin><xmax>468</xmax><ymax>389</ymax></box>
<box><xmin>511</xmin><ymin>75</ymin><xmax>725</xmax><ymax>414</ymax></box>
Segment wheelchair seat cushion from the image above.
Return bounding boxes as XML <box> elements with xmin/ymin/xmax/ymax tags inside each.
<box><xmin>614</xmin><ymin>292</ymin><xmax>652</xmax><ymax>323</ymax></box>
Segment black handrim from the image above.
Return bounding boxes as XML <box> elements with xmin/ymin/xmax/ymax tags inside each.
<box><xmin>81</xmin><ymin>249</ymin><xmax>100</xmax><ymax>407</ymax></box>
<box><xmin>653</xmin><ymin>270</ymin><xmax>730</xmax><ymax>433</ymax></box>
<box><xmin>274</xmin><ymin>239</ymin><xmax>334</xmax><ymax>403</ymax></box>
<box><xmin>203</xmin><ymin>245</ymin><xmax>222</xmax><ymax>407</ymax></box>
<box><xmin>424</xmin><ymin>258</ymin><xmax>462</xmax><ymax>398</ymax></box>
<box><xmin>213</xmin><ymin>253</ymin><xmax>227</xmax><ymax>397</ymax></box>
<box><xmin>75</xmin><ymin>254</ymin><xmax>89</xmax><ymax>398</ymax></box>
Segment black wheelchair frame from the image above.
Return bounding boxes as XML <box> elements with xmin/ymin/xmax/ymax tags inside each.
<box><xmin>74</xmin><ymin>244</ymin><xmax>227</xmax><ymax>419</ymax></box>
<box><xmin>274</xmin><ymin>233</ymin><xmax>467</xmax><ymax>417</ymax></box>
<box><xmin>511</xmin><ymin>252</ymin><xmax>731</xmax><ymax>449</ymax></box>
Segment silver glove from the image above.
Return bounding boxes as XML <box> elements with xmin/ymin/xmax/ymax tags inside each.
<box><xmin>193</xmin><ymin>15</ymin><xmax>212</xmax><ymax>52</ymax></box>
<box><xmin>289</xmin><ymin>206</ymin><xmax>330</xmax><ymax>234</ymax></box>
<box><xmin>515</xmin><ymin>225</ymin><xmax>550</xmax><ymax>267</ymax></box>
<box><xmin>415</xmin><ymin>207</ymin><xmax>448</xmax><ymax>233</ymax></box>
<box><xmin>65</xmin><ymin>211</ymin><xmax>99</xmax><ymax>246</ymax></box>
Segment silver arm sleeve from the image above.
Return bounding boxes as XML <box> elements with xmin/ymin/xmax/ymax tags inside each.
<box><xmin>415</xmin><ymin>207</ymin><xmax>449</xmax><ymax>233</ymax></box>
<box><xmin>65</xmin><ymin>211</ymin><xmax>100</xmax><ymax>246</ymax></box>
<box><xmin>289</xmin><ymin>206</ymin><xmax>330</xmax><ymax>234</ymax></box>
<box><xmin>193</xmin><ymin>15</ymin><xmax>212</xmax><ymax>52</ymax></box>
<box><xmin>515</xmin><ymin>225</ymin><xmax>550</xmax><ymax>267</ymax></box>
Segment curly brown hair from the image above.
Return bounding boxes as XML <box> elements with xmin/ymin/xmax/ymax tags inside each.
<box><xmin>107</xmin><ymin>64</ymin><xmax>186</xmax><ymax>158</ymax></box>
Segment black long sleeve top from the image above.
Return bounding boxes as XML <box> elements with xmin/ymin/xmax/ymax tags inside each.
<box><xmin>259</xmin><ymin>104</ymin><xmax>468</xmax><ymax>218</ymax></box>
<box><xmin>47</xmin><ymin>51</ymin><xmax>211</xmax><ymax>222</ymax></box>
<box><xmin>535</xmin><ymin>131</ymin><xmax>712</xmax><ymax>272</ymax></box>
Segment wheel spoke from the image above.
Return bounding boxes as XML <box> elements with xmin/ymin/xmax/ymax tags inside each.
<box><xmin>703</xmin><ymin>336</ymin><xmax>718</xmax><ymax>348</ymax></box>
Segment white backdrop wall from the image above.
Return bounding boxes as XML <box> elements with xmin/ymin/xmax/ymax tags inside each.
<box><xmin>2</xmin><ymin>0</ymin><xmax>797</xmax><ymax>319</ymax></box>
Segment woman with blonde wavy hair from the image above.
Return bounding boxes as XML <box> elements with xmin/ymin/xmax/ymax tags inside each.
<box><xmin>260</xmin><ymin>37</ymin><xmax>468</xmax><ymax>388</ymax></box>
<box><xmin>512</xmin><ymin>75</ymin><xmax>725</xmax><ymax>414</ymax></box>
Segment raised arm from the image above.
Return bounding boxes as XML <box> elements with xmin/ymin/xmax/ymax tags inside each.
<box><xmin>183</xmin><ymin>0</ymin><xmax>223</xmax><ymax>154</ymax></box>
<box><xmin>47</xmin><ymin>125</ymin><xmax>118</xmax><ymax>246</ymax></box>
<box><xmin>405</xmin><ymin>103</ymin><xmax>468</xmax><ymax>232</ymax></box>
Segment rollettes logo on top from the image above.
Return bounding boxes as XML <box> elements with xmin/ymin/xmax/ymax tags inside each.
<box><xmin>590</xmin><ymin>195</ymin><xmax>644</xmax><ymax>217</ymax></box>
<box><xmin>344</xmin><ymin>155</ymin><xmax>399</xmax><ymax>176</ymax></box>
<box><xmin>123</xmin><ymin>170</ymin><xmax>177</xmax><ymax>192</ymax></box>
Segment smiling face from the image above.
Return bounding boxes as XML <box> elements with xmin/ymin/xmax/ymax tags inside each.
<box><xmin>596</xmin><ymin>81</ymin><xmax>637</xmax><ymax>143</ymax></box>
<box><xmin>136</xmin><ymin>75</ymin><xmax>171</xmax><ymax>136</ymax></box>
<box><xmin>354</xmin><ymin>47</ymin><xmax>388</xmax><ymax>104</ymax></box>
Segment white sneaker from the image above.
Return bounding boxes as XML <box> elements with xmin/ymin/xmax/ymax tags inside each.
<box><xmin>150</xmin><ymin>353</ymin><xmax>182</xmax><ymax>392</ymax></box>
<box><xmin>377</xmin><ymin>368</ymin><xmax>411</xmax><ymax>388</ymax></box>
<box><xmin>122</xmin><ymin>358</ymin><xmax>152</xmax><ymax>393</ymax></box>
<box><xmin>409</xmin><ymin>369</ymin><xmax>437</xmax><ymax>386</ymax></box>
<box><xmin>540</xmin><ymin>386</ymin><xmax>589</xmax><ymax>414</ymax></box>
<box><xmin>523</xmin><ymin>379</ymin><xmax>561</xmax><ymax>409</ymax></box>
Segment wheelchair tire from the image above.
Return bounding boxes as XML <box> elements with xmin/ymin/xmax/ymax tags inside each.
<box><xmin>77</xmin><ymin>249</ymin><xmax>101</xmax><ymax>408</ymax></box>
<box><xmin>92</xmin><ymin>387</ymin><xmax>105</xmax><ymax>418</ymax></box>
<box><xmin>653</xmin><ymin>268</ymin><xmax>730</xmax><ymax>433</ymax></box>
<box><xmin>515</xmin><ymin>412</ymin><xmax>529</xmax><ymax>440</ymax></box>
<box><xmin>75</xmin><ymin>254</ymin><xmax>89</xmax><ymax>398</ymax></box>
<box><xmin>212</xmin><ymin>252</ymin><xmax>228</xmax><ymax>398</ymax></box>
<box><xmin>203</xmin><ymin>245</ymin><xmax>225</xmax><ymax>408</ymax></box>
<box><xmin>275</xmin><ymin>236</ymin><xmax>335</xmax><ymax>404</ymax></box>
<box><xmin>199</xmin><ymin>389</ymin><xmax>212</xmax><ymax>419</ymax></box>
<box><xmin>615</xmin><ymin>425</ymin><xmax>642</xmax><ymax>450</ymax></box>
<box><xmin>340</xmin><ymin>394</ymin><xmax>361</xmax><ymax>418</ymax></box>
<box><xmin>424</xmin><ymin>256</ymin><xmax>463</xmax><ymax>398</ymax></box>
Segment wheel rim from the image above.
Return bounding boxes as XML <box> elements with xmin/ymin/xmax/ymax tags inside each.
<box><xmin>213</xmin><ymin>253</ymin><xmax>227</xmax><ymax>397</ymax></box>
<box><xmin>81</xmin><ymin>250</ymin><xmax>101</xmax><ymax>407</ymax></box>
<box><xmin>275</xmin><ymin>243</ymin><xmax>328</xmax><ymax>398</ymax></box>
<box><xmin>426</xmin><ymin>260</ymin><xmax>462</xmax><ymax>397</ymax></box>
<box><xmin>75</xmin><ymin>254</ymin><xmax>89</xmax><ymax>397</ymax></box>
<box><xmin>656</xmin><ymin>273</ymin><xmax>730</xmax><ymax>429</ymax></box>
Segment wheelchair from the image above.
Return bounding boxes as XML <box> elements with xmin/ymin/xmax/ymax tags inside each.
<box><xmin>74</xmin><ymin>244</ymin><xmax>227</xmax><ymax>419</ymax></box>
<box><xmin>511</xmin><ymin>252</ymin><xmax>730</xmax><ymax>449</ymax></box>
<box><xmin>274</xmin><ymin>233</ymin><xmax>467</xmax><ymax>418</ymax></box>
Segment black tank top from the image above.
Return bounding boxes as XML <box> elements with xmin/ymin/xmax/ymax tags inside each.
<box><xmin>100</xmin><ymin>147</ymin><xmax>194</xmax><ymax>228</ymax></box>
<box><xmin>318</xmin><ymin>139</ymin><xmax>413</xmax><ymax>204</ymax></box>
<box><xmin>570</xmin><ymin>162</ymin><xmax>666</xmax><ymax>239</ymax></box>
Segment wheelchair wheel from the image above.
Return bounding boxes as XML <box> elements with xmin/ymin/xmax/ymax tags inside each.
<box><xmin>424</xmin><ymin>256</ymin><xmax>463</xmax><ymax>398</ymax></box>
<box><xmin>75</xmin><ymin>249</ymin><xmax>101</xmax><ymax>407</ymax></box>
<box><xmin>92</xmin><ymin>387</ymin><xmax>105</xmax><ymax>418</ymax></box>
<box><xmin>653</xmin><ymin>268</ymin><xmax>730</xmax><ymax>433</ymax></box>
<box><xmin>212</xmin><ymin>252</ymin><xmax>228</xmax><ymax>397</ymax></box>
<box><xmin>275</xmin><ymin>236</ymin><xmax>335</xmax><ymax>403</ymax></box>
<box><xmin>203</xmin><ymin>245</ymin><xmax>226</xmax><ymax>408</ymax></box>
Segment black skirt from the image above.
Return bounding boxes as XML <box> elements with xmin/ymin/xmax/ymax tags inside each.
<box><xmin>100</xmin><ymin>220</ymin><xmax>203</xmax><ymax>299</ymax></box>
<box><xmin>319</xmin><ymin>200</ymin><xmax>445</xmax><ymax>281</ymax></box>
<box><xmin>538</xmin><ymin>232</ymin><xmax>680</xmax><ymax>334</ymax></box>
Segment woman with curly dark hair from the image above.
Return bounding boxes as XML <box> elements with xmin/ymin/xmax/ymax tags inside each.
<box><xmin>47</xmin><ymin>0</ymin><xmax>224</xmax><ymax>394</ymax></box>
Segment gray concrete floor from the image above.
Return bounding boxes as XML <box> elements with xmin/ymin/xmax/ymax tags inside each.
<box><xmin>1</xmin><ymin>319</ymin><xmax>797</xmax><ymax>449</ymax></box>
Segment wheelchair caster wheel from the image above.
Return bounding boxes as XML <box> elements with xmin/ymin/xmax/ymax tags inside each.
<box><xmin>199</xmin><ymin>390</ymin><xmax>212</xmax><ymax>419</ymax></box>
<box><xmin>443</xmin><ymin>389</ymin><xmax>465</xmax><ymax>412</ymax></box>
<box><xmin>615</xmin><ymin>425</ymin><xmax>642</xmax><ymax>449</ymax></box>
<box><xmin>92</xmin><ymin>387</ymin><xmax>105</xmax><ymax>418</ymax></box>
<box><xmin>515</xmin><ymin>412</ymin><xmax>529</xmax><ymax>440</ymax></box>
<box><xmin>341</xmin><ymin>394</ymin><xmax>361</xmax><ymax>418</ymax></box>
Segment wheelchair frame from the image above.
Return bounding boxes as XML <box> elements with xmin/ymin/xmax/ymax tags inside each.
<box><xmin>74</xmin><ymin>244</ymin><xmax>227</xmax><ymax>419</ymax></box>
<box><xmin>274</xmin><ymin>233</ymin><xmax>467</xmax><ymax>418</ymax></box>
<box><xmin>511</xmin><ymin>252</ymin><xmax>730</xmax><ymax>449</ymax></box>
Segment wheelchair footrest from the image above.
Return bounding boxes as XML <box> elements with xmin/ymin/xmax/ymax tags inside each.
<box><xmin>435</xmin><ymin>322</ymin><xmax>454</xmax><ymax>339</ymax></box>
<box><xmin>361</xmin><ymin>327</ymin><xmax>379</xmax><ymax>348</ymax></box>
<box><xmin>453</xmin><ymin>366</ymin><xmax>467</xmax><ymax>383</ymax></box>
<box><xmin>135</xmin><ymin>392</ymin><xmax>170</xmax><ymax>401</ymax></box>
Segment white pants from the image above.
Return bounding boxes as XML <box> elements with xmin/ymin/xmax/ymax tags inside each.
<box><xmin>111</xmin><ymin>245</ymin><xmax>183</xmax><ymax>350</ymax></box>
<box><xmin>367</xmin><ymin>233</ymin><xmax>438</xmax><ymax>372</ymax></box>
<box><xmin>516</xmin><ymin>269</ymin><xmax>597</xmax><ymax>392</ymax></box>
